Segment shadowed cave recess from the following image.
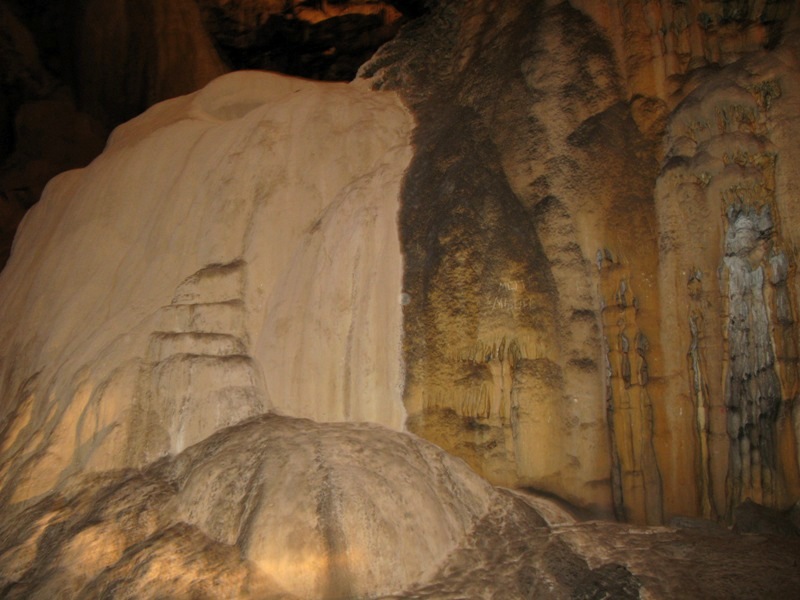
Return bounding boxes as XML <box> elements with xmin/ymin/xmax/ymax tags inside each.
<box><xmin>2</xmin><ymin>0</ymin><xmax>800</xmax><ymax>598</ymax></box>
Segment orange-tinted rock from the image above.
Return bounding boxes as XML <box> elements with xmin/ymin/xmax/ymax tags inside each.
<box><xmin>363</xmin><ymin>0</ymin><xmax>800</xmax><ymax>523</ymax></box>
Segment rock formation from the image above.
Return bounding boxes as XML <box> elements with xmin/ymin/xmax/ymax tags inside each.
<box><xmin>363</xmin><ymin>0</ymin><xmax>800</xmax><ymax>523</ymax></box>
<box><xmin>0</xmin><ymin>71</ymin><xmax>411</xmax><ymax>505</ymax></box>
<box><xmin>2</xmin><ymin>0</ymin><xmax>800</xmax><ymax>598</ymax></box>
<box><xmin>1</xmin><ymin>415</ymin><xmax>500</xmax><ymax>599</ymax></box>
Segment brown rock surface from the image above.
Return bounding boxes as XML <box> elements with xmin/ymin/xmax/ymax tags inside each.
<box><xmin>74</xmin><ymin>0</ymin><xmax>229</xmax><ymax>126</ymax></box>
<box><xmin>363</xmin><ymin>0</ymin><xmax>800</xmax><ymax>523</ymax></box>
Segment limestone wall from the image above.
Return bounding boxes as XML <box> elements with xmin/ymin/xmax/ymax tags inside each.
<box><xmin>363</xmin><ymin>0</ymin><xmax>800</xmax><ymax>522</ymax></box>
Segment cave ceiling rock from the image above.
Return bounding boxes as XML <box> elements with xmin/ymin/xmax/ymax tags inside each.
<box><xmin>194</xmin><ymin>0</ymin><xmax>410</xmax><ymax>80</ymax></box>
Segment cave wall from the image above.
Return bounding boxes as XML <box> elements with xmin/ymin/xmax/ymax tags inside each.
<box><xmin>363</xmin><ymin>0</ymin><xmax>800</xmax><ymax>522</ymax></box>
<box><xmin>74</xmin><ymin>0</ymin><xmax>229</xmax><ymax>127</ymax></box>
<box><xmin>4</xmin><ymin>3</ymin><xmax>800</xmax><ymax>597</ymax></box>
<box><xmin>1</xmin><ymin>0</ymin><xmax>799</xmax><ymax>527</ymax></box>
<box><xmin>655</xmin><ymin>49</ymin><xmax>800</xmax><ymax>519</ymax></box>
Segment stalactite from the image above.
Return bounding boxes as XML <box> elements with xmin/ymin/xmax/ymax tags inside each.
<box><xmin>599</xmin><ymin>254</ymin><xmax>663</xmax><ymax>524</ymax></box>
<box><xmin>604</xmin><ymin>332</ymin><xmax>626</xmax><ymax>521</ymax></box>
<box><xmin>688</xmin><ymin>308</ymin><xmax>716</xmax><ymax>519</ymax></box>
<box><xmin>722</xmin><ymin>205</ymin><xmax>782</xmax><ymax>511</ymax></box>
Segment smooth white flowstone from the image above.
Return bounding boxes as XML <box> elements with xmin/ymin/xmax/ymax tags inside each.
<box><xmin>0</xmin><ymin>71</ymin><xmax>413</xmax><ymax>503</ymax></box>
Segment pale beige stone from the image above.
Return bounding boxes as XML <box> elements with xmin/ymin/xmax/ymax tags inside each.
<box><xmin>0</xmin><ymin>71</ymin><xmax>412</xmax><ymax>504</ymax></box>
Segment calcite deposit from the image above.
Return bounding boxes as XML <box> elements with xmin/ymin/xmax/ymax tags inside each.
<box><xmin>0</xmin><ymin>70</ymin><xmax>411</xmax><ymax>505</ymax></box>
<box><xmin>364</xmin><ymin>0</ymin><xmax>800</xmax><ymax>524</ymax></box>
<box><xmin>1</xmin><ymin>415</ymin><xmax>500</xmax><ymax>599</ymax></box>
<box><xmin>2</xmin><ymin>0</ymin><xmax>800</xmax><ymax>598</ymax></box>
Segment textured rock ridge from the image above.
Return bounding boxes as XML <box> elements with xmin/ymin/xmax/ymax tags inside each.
<box><xmin>361</xmin><ymin>0</ymin><xmax>800</xmax><ymax>522</ymax></box>
<box><xmin>0</xmin><ymin>415</ymin><xmax>500</xmax><ymax>599</ymax></box>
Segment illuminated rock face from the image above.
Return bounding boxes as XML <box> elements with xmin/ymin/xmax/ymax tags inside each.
<box><xmin>0</xmin><ymin>71</ymin><xmax>411</xmax><ymax>505</ymax></box>
<box><xmin>363</xmin><ymin>0</ymin><xmax>800</xmax><ymax>522</ymax></box>
<box><xmin>168</xmin><ymin>416</ymin><xmax>495</xmax><ymax>599</ymax></box>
